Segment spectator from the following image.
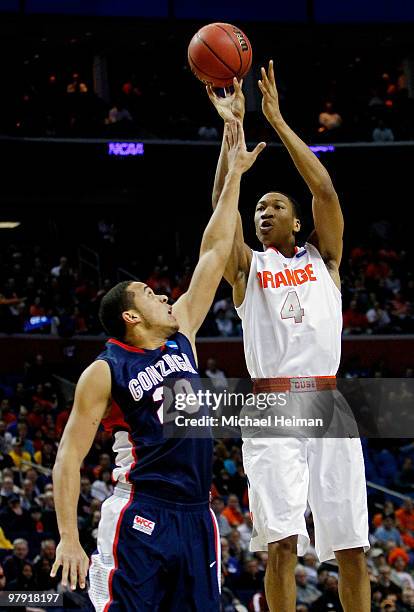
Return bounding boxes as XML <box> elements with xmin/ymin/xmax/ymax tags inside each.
<box><xmin>0</xmin><ymin>476</ymin><xmax>20</xmax><ymax>503</ymax></box>
<box><xmin>396</xmin><ymin>499</ymin><xmax>414</xmax><ymax>532</ymax></box>
<box><xmin>220</xmin><ymin>576</ymin><xmax>248</xmax><ymax>611</ymax></box>
<box><xmin>0</xmin><ymin>495</ymin><xmax>31</xmax><ymax>542</ymax></box>
<box><xmin>400</xmin><ymin>587</ymin><xmax>414</xmax><ymax>611</ymax></box>
<box><xmin>16</xmin><ymin>423</ymin><xmax>34</xmax><ymax>457</ymax></box>
<box><xmin>106</xmin><ymin>102</ymin><xmax>133</xmax><ymax>125</ymax></box>
<box><xmin>50</xmin><ymin>256</ymin><xmax>70</xmax><ymax>278</ymax></box>
<box><xmin>0</xmin><ymin>420</ymin><xmax>13</xmax><ymax>455</ymax></box>
<box><xmin>2</xmin><ymin>538</ymin><xmax>29</xmax><ymax>582</ymax></box>
<box><xmin>302</xmin><ymin>552</ymin><xmax>319</xmax><ymax>585</ymax></box>
<box><xmin>211</xmin><ymin>496</ymin><xmax>232</xmax><ymax>537</ymax></box>
<box><xmin>374</xmin><ymin>515</ymin><xmax>402</xmax><ymax>546</ymax></box>
<box><xmin>373</xmin><ymin>565</ymin><xmax>402</xmax><ymax>599</ymax></box>
<box><xmin>33</xmin><ymin>539</ymin><xmax>58</xmax><ymax>590</ymax></box>
<box><xmin>295</xmin><ymin>564</ymin><xmax>320</xmax><ymax>605</ymax></box>
<box><xmin>237</xmin><ymin>512</ymin><xmax>253</xmax><ymax>551</ymax></box>
<box><xmin>390</xmin><ymin>555</ymin><xmax>414</xmax><ymax>589</ymax></box>
<box><xmin>215</xmin><ymin>309</ymin><xmax>234</xmax><ymax>337</ymax></box>
<box><xmin>20</xmin><ymin>479</ymin><xmax>37</xmax><ymax>511</ymax></box>
<box><xmin>205</xmin><ymin>358</ymin><xmax>228</xmax><ymax>392</ymax></box>
<box><xmin>318</xmin><ymin>101</ymin><xmax>342</xmax><ymax>133</ymax></box>
<box><xmin>66</xmin><ymin>73</ymin><xmax>88</xmax><ymax>94</ymax></box>
<box><xmin>222</xmin><ymin>494</ymin><xmax>244</xmax><ymax>527</ymax></box>
<box><xmin>8</xmin><ymin>560</ymin><xmax>38</xmax><ymax>590</ymax></box>
<box><xmin>372</xmin><ymin>120</ymin><xmax>395</xmax><ymax>142</ymax></box>
<box><xmin>311</xmin><ymin>574</ymin><xmax>342</xmax><ymax>611</ymax></box>
<box><xmin>78</xmin><ymin>477</ymin><xmax>93</xmax><ymax>519</ymax></box>
<box><xmin>0</xmin><ymin>399</ymin><xmax>16</xmax><ymax>426</ymax></box>
<box><xmin>91</xmin><ymin>468</ymin><xmax>114</xmax><ymax>502</ymax></box>
<box><xmin>235</xmin><ymin>558</ymin><xmax>264</xmax><ymax>591</ymax></box>
<box><xmin>198</xmin><ymin>124</ymin><xmax>219</xmax><ymax>141</ymax></box>
<box><xmin>366</xmin><ymin>302</ymin><xmax>391</xmax><ymax>332</ymax></box>
<box><xmin>92</xmin><ymin>453</ymin><xmax>112</xmax><ymax>479</ymax></box>
<box><xmin>8</xmin><ymin>437</ymin><xmax>32</xmax><ymax>471</ymax></box>
<box><xmin>394</xmin><ymin>458</ymin><xmax>414</xmax><ymax>492</ymax></box>
<box><xmin>343</xmin><ymin>300</ymin><xmax>368</xmax><ymax>334</ymax></box>
<box><xmin>221</xmin><ymin>536</ymin><xmax>241</xmax><ymax>578</ymax></box>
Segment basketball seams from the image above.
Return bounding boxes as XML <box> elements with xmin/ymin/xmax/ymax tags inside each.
<box><xmin>188</xmin><ymin>23</ymin><xmax>252</xmax><ymax>88</ymax></box>
<box><xmin>188</xmin><ymin>53</ymin><xmax>232</xmax><ymax>86</ymax></box>
<box><xmin>214</xmin><ymin>24</ymin><xmax>243</xmax><ymax>75</ymax></box>
<box><xmin>195</xmin><ymin>32</ymin><xmax>238</xmax><ymax>76</ymax></box>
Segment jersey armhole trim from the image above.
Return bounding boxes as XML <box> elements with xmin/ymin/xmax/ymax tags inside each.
<box><xmin>235</xmin><ymin>249</ymin><xmax>255</xmax><ymax>314</ymax></box>
<box><xmin>305</xmin><ymin>242</ymin><xmax>342</xmax><ymax>298</ymax></box>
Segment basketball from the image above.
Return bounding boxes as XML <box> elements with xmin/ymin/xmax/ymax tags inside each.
<box><xmin>188</xmin><ymin>22</ymin><xmax>252</xmax><ymax>88</ymax></box>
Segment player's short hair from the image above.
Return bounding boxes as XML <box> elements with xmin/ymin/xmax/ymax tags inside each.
<box><xmin>277</xmin><ymin>192</ymin><xmax>302</xmax><ymax>221</ymax></box>
<box><xmin>99</xmin><ymin>281</ymin><xmax>136</xmax><ymax>339</ymax></box>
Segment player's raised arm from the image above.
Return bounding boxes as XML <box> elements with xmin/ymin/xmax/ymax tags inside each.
<box><xmin>258</xmin><ymin>60</ymin><xmax>344</xmax><ymax>276</ymax></box>
<box><xmin>173</xmin><ymin>120</ymin><xmax>265</xmax><ymax>338</ymax></box>
<box><xmin>207</xmin><ymin>80</ymin><xmax>252</xmax><ymax>302</ymax></box>
<box><xmin>51</xmin><ymin>360</ymin><xmax>111</xmax><ymax>590</ymax></box>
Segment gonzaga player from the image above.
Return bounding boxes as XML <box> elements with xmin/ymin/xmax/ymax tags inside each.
<box><xmin>50</xmin><ymin>121</ymin><xmax>265</xmax><ymax>611</ymax></box>
<box><xmin>208</xmin><ymin>64</ymin><xmax>370</xmax><ymax>612</ymax></box>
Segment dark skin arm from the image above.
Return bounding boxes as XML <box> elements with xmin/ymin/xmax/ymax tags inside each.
<box><xmin>259</xmin><ymin>60</ymin><xmax>344</xmax><ymax>289</ymax></box>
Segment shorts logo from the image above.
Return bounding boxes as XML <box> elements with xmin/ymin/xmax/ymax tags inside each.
<box><xmin>290</xmin><ymin>377</ymin><xmax>317</xmax><ymax>392</ymax></box>
<box><xmin>133</xmin><ymin>514</ymin><xmax>155</xmax><ymax>535</ymax></box>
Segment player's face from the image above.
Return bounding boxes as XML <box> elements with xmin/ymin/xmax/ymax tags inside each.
<box><xmin>128</xmin><ymin>282</ymin><xmax>179</xmax><ymax>334</ymax></box>
<box><xmin>254</xmin><ymin>192</ymin><xmax>299</xmax><ymax>247</ymax></box>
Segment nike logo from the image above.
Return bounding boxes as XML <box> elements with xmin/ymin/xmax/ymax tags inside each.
<box><xmin>210</xmin><ymin>561</ymin><xmax>216</xmax><ymax>568</ymax></box>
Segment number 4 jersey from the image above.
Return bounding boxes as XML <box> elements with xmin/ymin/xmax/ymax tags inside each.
<box><xmin>235</xmin><ymin>243</ymin><xmax>342</xmax><ymax>378</ymax></box>
<box><xmin>95</xmin><ymin>333</ymin><xmax>213</xmax><ymax>503</ymax></box>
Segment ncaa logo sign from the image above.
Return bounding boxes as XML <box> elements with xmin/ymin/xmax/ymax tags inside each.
<box><xmin>133</xmin><ymin>514</ymin><xmax>155</xmax><ymax>535</ymax></box>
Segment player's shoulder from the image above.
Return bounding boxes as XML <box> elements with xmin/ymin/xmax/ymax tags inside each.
<box><xmin>76</xmin><ymin>359</ymin><xmax>112</xmax><ymax>396</ymax></box>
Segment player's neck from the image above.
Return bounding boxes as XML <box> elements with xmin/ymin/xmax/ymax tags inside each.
<box><xmin>124</xmin><ymin>328</ymin><xmax>168</xmax><ymax>351</ymax></box>
<box><xmin>267</xmin><ymin>237</ymin><xmax>296</xmax><ymax>258</ymax></box>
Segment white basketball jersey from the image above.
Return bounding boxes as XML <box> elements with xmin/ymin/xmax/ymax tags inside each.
<box><xmin>235</xmin><ymin>242</ymin><xmax>342</xmax><ymax>378</ymax></box>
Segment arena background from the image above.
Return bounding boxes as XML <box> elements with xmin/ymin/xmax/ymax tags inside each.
<box><xmin>0</xmin><ymin>1</ymin><xmax>413</xmax><ymax>610</ymax></box>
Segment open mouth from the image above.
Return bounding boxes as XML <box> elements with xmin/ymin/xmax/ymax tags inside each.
<box><xmin>260</xmin><ymin>221</ymin><xmax>273</xmax><ymax>232</ymax></box>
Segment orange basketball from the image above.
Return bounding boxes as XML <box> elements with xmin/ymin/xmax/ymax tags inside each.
<box><xmin>188</xmin><ymin>22</ymin><xmax>253</xmax><ymax>88</ymax></box>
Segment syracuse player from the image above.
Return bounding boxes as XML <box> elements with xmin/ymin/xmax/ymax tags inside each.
<box><xmin>207</xmin><ymin>64</ymin><xmax>370</xmax><ymax>612</ymax></box>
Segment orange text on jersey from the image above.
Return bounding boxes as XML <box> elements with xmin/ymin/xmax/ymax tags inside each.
<box><xmin>257</xmin><ymin>264</ymin><xmax>317</xmax><ymax>289</ymax></box>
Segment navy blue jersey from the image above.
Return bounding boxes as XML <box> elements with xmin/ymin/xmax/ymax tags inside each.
<box><xmin>95</xmin><ymin>332</ymin><xmax>213</xmax><ymax>503</ymax></box>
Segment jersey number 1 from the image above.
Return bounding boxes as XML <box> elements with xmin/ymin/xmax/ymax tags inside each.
<box><xmin>280</xmin><ymin>291</ymin><xmax>304</xmax><ymax>324</ymax></box>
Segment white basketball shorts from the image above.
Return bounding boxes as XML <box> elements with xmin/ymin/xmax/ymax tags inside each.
<box><xmin>242</xmin><ymin>392</ymin><xmax>370</xmax><ymax>562</ymax></box>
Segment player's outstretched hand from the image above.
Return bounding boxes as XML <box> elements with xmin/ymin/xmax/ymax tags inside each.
<box><xmin>226</xmin><ymin>120</ymin><xmax>266</xmax><ymax>174</ymax></box>
<box><xmin>50</xmin><ymin>539</ymin><xmax>90</xmax><ymax>590</ymax></box>
<box><xmin>206</xmin><ymin>77</ymin><xmax>245</xmax><ymax>123</ymax></box>
<box><xmin>258</xmin><ymin>59</ymin><xmax>283</xmax><ymax>125</ymax></box>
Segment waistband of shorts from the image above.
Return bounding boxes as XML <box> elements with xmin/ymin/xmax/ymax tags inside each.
<box><xmin>114</xmin><ymin>482</ymin><xmax>210</xmax><ymax>512</ymax></box>
<box><xmin>253</xmin><ymin>375</ymin><xmax>337</xmax><ymax>394</ymax></box>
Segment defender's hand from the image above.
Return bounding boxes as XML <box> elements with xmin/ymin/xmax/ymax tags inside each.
<box><xmin>206</xmin><ymin>78</ymin><xmax>245</xmax><ymax>123</ymax></box>
<box><xmin>226</xmin><ymin>120</ymin><xmax>266</xmax><ymax>174</ymax></box>
<box><xmin>51</xmin><ymin>539</ymin><xmax>89</xmax><ymax>590</ymax></box>
<box><xmin>258</xmin><ymin>60</ymin><xmax>283</xmax><ymax>125</ymax></box>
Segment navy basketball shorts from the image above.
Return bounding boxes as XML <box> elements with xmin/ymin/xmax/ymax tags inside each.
<box><xmin>89</xmin><ymin>484</ymin><xmax>221</xmax><ymax>611</ymax></box>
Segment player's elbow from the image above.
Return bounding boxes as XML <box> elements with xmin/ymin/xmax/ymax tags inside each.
<box><xmin>314</xmin><ymin>178</ymin><xmax>337</xmax><ymax>200</ymax></box>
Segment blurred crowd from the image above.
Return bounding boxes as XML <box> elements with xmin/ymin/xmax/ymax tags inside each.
<box><xmin>0</xmin><ymin>227</ymin><xmax>412</xmax><ymax>338</ymax></box>
<box><xmin>3</xmin><ymin>21</ymin><xmax>414</xmax><ymax>143</ymax></box>
<box><xmin>1</xmin><ymin>354</ymin><xmax>414</xmax><ymax>610</ymax></box>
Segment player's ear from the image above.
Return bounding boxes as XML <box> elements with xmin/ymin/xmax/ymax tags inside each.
<box><xmin>122</xmin><ymin>311</ymin><xmax>141</xmax><ymax>325</ymax></box>
<box><xmin>294</xmin><ymin>218</ymin><xmax>301</xmax><ymax>234</ymax></box>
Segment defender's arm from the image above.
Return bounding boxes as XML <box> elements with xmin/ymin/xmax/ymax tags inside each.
<box><xmin>51</xmin><ymin>360</ymin><xmax>111</xmax><ymax>590</ymax></box>
<box><xmin>208</xmin><ymin>81</ymin><xmax>252</xmax><ymax>301</ymax></box>
<box><xmin>174</xmin><ymin>121</ymin><xmax>265</xmax><ymax>340</ymax></box>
